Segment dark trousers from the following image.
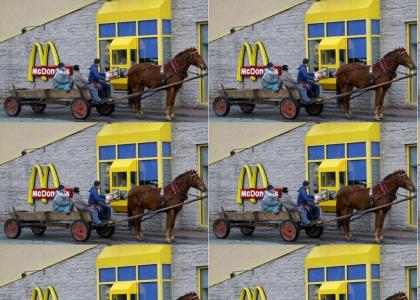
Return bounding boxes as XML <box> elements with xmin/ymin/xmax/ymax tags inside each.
<box><xmin>99</xmin><ymin>205</ymin><xmax>112</xmax><ymax>220</ymax></box>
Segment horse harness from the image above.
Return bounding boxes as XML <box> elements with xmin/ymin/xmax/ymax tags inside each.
<box><xmin>159</xmin><ymin>50</ymin><xmax>199</xmax><ymax>84</ymax></box>
<box><xmin>159</xmin><ymin>172</ymin><xmax>199</xmax><ymax>207</ymax></box>
<box><xmin>369</xmin><ymin>180</ymin><xmax>398</xmax><ymax>207</ymax></box>
<box><xmin>368</xmin><ymin>51</ymin><xmax>404</xmax><ymax>84</ymax></box>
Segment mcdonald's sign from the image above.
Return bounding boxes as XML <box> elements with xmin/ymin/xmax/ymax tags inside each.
<box><xmin>236</xmin><ymin>163</ymin><xmax>281</xmax><ymax>205</ymax></box>
<box><xmin>239</xmin><ymin>286</ymin><xmax>267</xmax><ymax>300</ymax></box>
<box><xmin>31</xmin><ymin>286</ymin><xmax>58</xmax><ymax>300</ymax></box>
<box><xmin>27</xmin><ymin>41</ymin><xmax>72</xmax><ymax>82</ymax></box>
<box><xmin>236</xmin><ymin>41</ymin><xmax>280</xmax><ymax>82</ymax></box>
<box><xmin>27</xmin><ymin>164</ymin><xmax>72</xmax><ymax>204</ymax></box>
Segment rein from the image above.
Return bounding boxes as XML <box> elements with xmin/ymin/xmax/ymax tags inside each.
<box><xmin>161</xmin><ymin>172</ymin><xmax>199</xmax><ymax>207</ymax></box>
<box><xmin>162</xmin><ymin>49</ymin><xmax>200</xmax><ymax>83</ymax></box>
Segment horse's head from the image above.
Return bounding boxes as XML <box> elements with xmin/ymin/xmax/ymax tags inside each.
<box><xmin>187</xmin><ymin>48</ymin><xmax>207</xmax><ymax>70</ymax></box>
<box><xmin>396</xmin><ymin>48</ymin><xmax>416</xmax><ymax>70</ymax></box>
<box><xmin>395</xmin><ymin>170</ymin><xmax>416</xmax><ymax>192</ymax></box>
<box><xmin>188</xmin><ymin>170</ymin><xmax>207</xmax><ymax>192</ymax></box>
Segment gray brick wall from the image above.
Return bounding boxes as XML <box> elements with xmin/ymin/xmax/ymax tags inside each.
<box><xmin>208</xmin><ymin>0</ymin><xmax>416</xmax><ymax>110</ymax></box>
<box><xmin>0</xmin><ymin>244</ymin><xmax>208</xmax><ymax>300</ymax></box>
<box><xmin>209</xmin><ymin>122</ymin><xmax>415</xmax><ymax>232</ymax></box>
<box><xmin>0</xmin><ymin>0</ymin><xmax>206</xmax><ymax>109</ymax></box>
<box><xmin>0</xmin><ymin>122</ymin><xmax>207</xmax><ymax>232</ymax></box>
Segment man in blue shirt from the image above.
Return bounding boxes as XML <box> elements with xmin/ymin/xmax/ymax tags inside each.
<box><xmin>88</xmin><ymin>180</ymin><xmax>111</xmax><ymax>225</ymax></box>
<box><xmin>297</xmin><ymin>58</ymin><xmax>320</xmax><ymax>98</ymax></box>
<box><xmin>88</xmin><ymin>58</ymin><xmax>111</xmax><ymax>98</ymax></box>
<box><xmin>297</xmin><ymin>180</ymin><xmax>320</xmax><ymax>221</ymax></box>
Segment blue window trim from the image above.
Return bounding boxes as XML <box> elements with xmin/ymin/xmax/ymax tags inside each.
<box><xmin>308</xmin><ymin>23</ymin><xmax>324</xmax><ymax>38</ymax></box>
<box><xmin>138</xmin><ymin>264</ymin><xmax>158</xmax><ymax>280</ymax></box>
<box><xmin>162</xmin><ymin>142</ymin><xmax>171</xmax><ymax>157</ymax></box>
<box><xmin>327</xmin><ymin>21</ymin><xmax>345</xmax><ymax>37</ymax></box>
<box><xmin>371</xmin><ymin>264</ymin><xmax>380</xmax><ymax>279</ymax></box>
<box><xmin>118</xmin><ymin>266</ymin><xmax>137</xmax><ymax>281</ymax></box>
<box><xmin>347</xmin><ymin>142</ymin><xmax>366</xmax><ymax>158</ymax></box>
<box><xmin>327</xmin><ymin>266</ymin><xmax>345</xmax><ymax>281</ymax></box>
<box><xmin>118</xmin><ymin>21</ymin><xmax>136</xmax><ymax>37</ymax></box>
<box><xmin>347</xmin><ymin>160</ymin><xmax>367</xmax><ymax>181</ymax></box>
<box><xmin>347</xmin><ymin>20</ymin><xmax>366</xmax><ymax>35</ymax></box>
<box><xmin>347</xmin><ymin>264</ymin><xmax>366</xmax><ymax>280</ymax></box>
<box><xmin>139</xmin><ymin>20</ymin><xmax>158</xmax><ymax>35</ymax></box>
<box><xmin>139</xmin><ymin>282</ymin><xmax>158</xmax><ymax>300</ymax></box>
<box><xmin>162</xmin><ymin>19</ymin><xmax>172</xmax><ymax>35</ymax></box>
<box><xmin>348</xmin><ymin>38</ymin><xmax>367</xmax><ymax>59</ymax></box>
<box><xmin>347</xmin><ymin>282</ymin><xmax>367</xmax><ymax>300</ymax></box>
<box><xmin>327</xmin><ymin>144</ymin><xmax>345</xmax><ymax>159</ymax></box>
<box><xmin>139</xmin><ymin>38</ymin><xmax>158</xmax><ymax>59</ymax></box>
<box><xmin>99</xmin><ymin>267</ymin><xmax>116</xmax><ymax>282</ymax></box>
<box><xmin>99</xmin><ymin>145</ymin><xmax>116</xmax><ymax>160</ymax></box>
<box><xmin>138</xmin><ymin>142</ymin><xmax>158</xmax><ymax>158</ymax></box>
<box><xmin>139</xmin><ymin>160</ymin><xmax>158</xmax><ymax>181</ymax></box>
<box><xmin>371</xmin><ymin>20</ymin><xmax>380</xmax><ymax>35</ymax></box>
<box><xmin>99</xmin><ymin>23</ymin><xmax>116</xmax><ymax>38</ymax></box>
<box><xmin>118</xmin><ymin>144</ymin><xmax>136</xmax><ymax>159</ymax></box>
<box><xmin>308</xmin><ymin>146</ymin><xmax>325</xmax><ymax>160</ymax></box>
<box><xmin>308</xmin><ymin>267</ymin><xmax>324</xmax><ymax>282</ymax></box>
<box><xmin>163</xmin><ymin>264</ymin><xmax>171</xmax><ymax>279</ymax></box>
<box><xmin>371</xmin><ymin>142</ymin><xmax>380</xmax><ymax>157</ymax></box>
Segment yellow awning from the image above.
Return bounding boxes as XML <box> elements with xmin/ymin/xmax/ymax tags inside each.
<box><xmin>306</xmin><ymin>0</ymin><xmax>380</xmax><ymax>23</ymax></box>
<box><xmin>110</xmin><ymin>159</ymin><xmax>137</xmax><ymax>172</ymax></box>
<box><xmin>110</xmin><ymin>282</ymin><xmax>137</xmax><ymax>295</ymax></box>
<box><xmin>318</xmin><ymin>282</ymin><xmax>346</xmax><ymax>294</ymax></box>
<box><xmin>96</xmin><ymin>123</ymin><xmax>171</xmax><ymax>146</ymax></box>
<box><xmin>305</xmin><ymin>122</ymin><xmax>380</xmax><ymax>146</ymax></box>
<box><xmin>97</xmin><ymin>245</ymin><xmax>171</xmax><ymax>268</ymax></box>
<box><xmin>110</xmin><ymin>37</ymin><xmax>137</xmax><ymax>50</ymax></box>
<box><xmin>319</xmin><ymin>159</ymin><xmax>346</xmax><ymax>172</ymax></box>
<box><xmin>97</xmin><ymin>0</ymin><xmax>171</xmax><ymax>24</ymax></box>
<box><xmin>305</xmin><ymin>245</ymin><xmax>380</xmax><ymax>268</ymax></box>
<box><xmin>319</xmin><ymin>37</ymin><xmax>346</xmax><ymax>50</ymax></box>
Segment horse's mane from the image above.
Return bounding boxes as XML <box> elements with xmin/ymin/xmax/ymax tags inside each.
<box><xmin>383</xmin><ymin>47</ymin><xmax>406</xmax><ymax>59</ymax></box>
<box><xmin>174</xmin><ymin>47</ymin><xmax>198</xmax><ymax>59</ymax></box>
<box><xmin>176</xmin><ymin>292</ymin><xmax>197</xmax><ymax>300</ymax></box>
<box><xmin>174</xmin><ymin>169</ymin><xmax>197</xmax><ymax>181</ymax></box>
<box><xmin>383</xmin><ymin>169</ymin><xmax>406</xmax><ymax>181</ymax></box>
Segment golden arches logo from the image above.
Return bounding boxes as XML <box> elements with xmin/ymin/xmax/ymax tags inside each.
<box><xmin>31</xmin><ymin>286</ymin><xmax>58</xmax><ymax>300</ymax></box>
<box><xmin>27</xmin><ymin>41</ymin><xmax>60</xmax><ymax>81</ymax></box>
<box><xmin>236</xmin><ymin>163</ymin><xmax>269</xmax><ymax>204</ymax></box>
<box><xmin>239</xmin><ymin>286</ymin><xmax>267</xmax><ymax>300</ymax></box>
<box><xmin>236</xmin><ymin>41</ymin><xmax>269</xmax><ymax>81</ymax></box>
<box><xmin>27</xmin><ymin>164</ymin><xmax>60</xmax><ymax>204</ymax></box>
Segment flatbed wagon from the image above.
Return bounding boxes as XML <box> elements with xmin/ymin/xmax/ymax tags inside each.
<box><xmin>3</xmin><ymin>210</ymin><xmax>115</xmax><ymax>242</ymax></box>
<box><xmin>212</xmin><ymin>208</ymin><xmax>324</xmax><ymax>242</ymax></box>
<box><xmin>212</xmin><ymin>87</ymin><xmax>324</xmax><ymax>120</ymax></box>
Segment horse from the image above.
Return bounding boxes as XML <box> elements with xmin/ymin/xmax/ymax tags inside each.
<box><xmin>176</xmin><ymin>292</ymin><xmax>200</xmax><ymax>300</ymax></box>
<box><xmin>336</xmin><ymin>48</ymin><xmax>416</xmax><ymax>120</ymax></box>
<box><xmin>336</xmin><ymin>170</ymin><xmax>415</xmax><ymax>243</ymax></box>
<box><xmin>127</xmin><ymin>48</ymin><xmax>207</xmax><ymax>120</ymax></box>
<box><xmin>386</xmin><ymin>292</ymin><xmax>408</xmax><ymax>300</ymax></box>
<box><xmin>127</xmin><ymin>170</ymin><xmax>207</xmax><ymax>243</ymax></box>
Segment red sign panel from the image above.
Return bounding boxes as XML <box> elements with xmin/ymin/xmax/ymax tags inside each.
<box><xmin>31</xmin><ymin>66</ymin><xmax>73</xmax><ymax>77</ymax></box>
<box><xmin>32</xmin><ymin>188</ymin><xmax>73</xmax><ymax>200</ymax></box>
<box><xmin>240</xmin><ymin>66</ymin><xmax>281</xmax><ymax>78</ymax></box>
<box><xmin>240</xmin><ymin>188</ymin><xmax>282</xmax><ymax>200</ymax></box>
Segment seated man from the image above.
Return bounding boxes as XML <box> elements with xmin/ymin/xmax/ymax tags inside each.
<box><xmin>297</xmin><ymin>58</ymin><xmax>320</xmax><ymax>98</ymax></box>
<box><xmin>281</xmin><ymin>187</ymin><xmax>310</xmax><ymax>226</ymax></box>
<box><xmin>71</xmin><ymin>187</ymin><xmax>88</xmax><ymax>211</ymax></box>
<box><xmin>88</xmin><ymin>180</ymin><xmax>111</xmax><ymax>226</ymax></box>
<box><xmin>261</xmin><ymin>63</ymin><xmax>282</xmax><ymax>91</ymax></box>
<box><xmin>72</xmin><ymin>65</ymin><xmax>103</xmax><ymax>104</ymax></box>
<box><xmin>88</xmin><ymin>58</ymin><xmax>111</xmax><ymax>98</ymax></box>
<box><xmin>261</xmin><ymin>185</ymin><xmax>281</xmax><ymax>213</ymax></box>
<box><xmin>297</xmin><ymin>181</ymin><xmax>320</xmax><ymax>222</ymax></box>
<box><xmin>53</xmin><ymin>185</ymin><xmax>73</xmax><ymax>213</ymax></box>
<box><xmin>53</xmin><ymin>63</ymin><xmax>73</xmax><ymax>91</ymax></box>
<box><xmin>280</xmin><ymin>65</ymin><xmax>311</xmax><ymax>104</ymax></box>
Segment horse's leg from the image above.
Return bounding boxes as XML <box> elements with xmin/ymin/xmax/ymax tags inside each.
<box><xmin>135</xmin><ymin>85</ymin><xmax>145</xmax><ymax>118</ymax></box>
<box><xmin>379</xmin><ymin>209</ymin><xmax>388</xmax><ymax>242</ymax></box>
<box><xmin>165</xmin><ymin>87</ymin><xmax>175</xmax><ymax>121</ymax></box>
<box><xmin>169</xmin><ymin>209</ymin><xmax>179</xmax><ymax>242</ymax></box>
<box><xmin>165</xmin><ymin>210</ymin><xmax>175</xmax><ymax>243</ymax></box>
<box><xmin>378</xmin><ymin>87</ymin><xmax>389</xmax><ymax>120</ymax></box>
<box><xmin>373</xmin><ymin>87</ymin><xmax>384</xmax><ymax>121</ymax></box>
<box><xmin>135</xmin><ymin>207</ymin><xmax>145</xmax><ymax>241</ymax></box>
<box><xmin>373</xmin><ymin>210</ymin><xmax>383</xmax><ymax>243</ymax></box>
<box><xmin>169</xmin><ymin>88</ymin><xmax>179</xmax><ymax>118</ymax></box>
<box><xmin>343</xmin><ymin>208</ymin><xmax>352</xmax><ymax>241</ymax></box>
<box><xmin>341</xmin><ymin>85</ymin><xmax>352</xmax><ymax>119</ymax></box>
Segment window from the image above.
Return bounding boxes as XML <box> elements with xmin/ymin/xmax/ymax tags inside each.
<box><xmin>198</xmin><ymin>145</ymin><xmax>208</xmax><ymax>226</ymax></box>
<box><xmin>327</xmin><ymin>22</ymin><xmax>345</xmax><ymax>37</ymax></box>
<box><xmin>139</xmin><ymin>282</ymin><xmax>158</xmax><ymax>300</ymax></box>
<box><xmin>308</xmin><ymin>268</ymin><xmax>324</xmax><ymax>282</ymax></box>
<box><xmin>348</xmin><ymin>20</ymin><xmax>366</xmax><ymax>35</ymax></box>
<box><xmin>347</xmin><ymin>265</ymin><xmax>366</xmax><ymax>280</ymax></box>
<box><xmin>162</xmin><ymin>37</ymin><xmax>172</xmax><ymax>64</ymax></box>
<box><xmin>100</xmin><ymin>145</ymin><xmax>116</xmax><ymax>160</ymax></box>
<box><xmin>139</xmin><ymin>264</ymin><xmax>157</xmax><ymax>280</ymax></box>
<box><xmin>321</xmin><ymin>172</ymin><xmax>336</xmax><ymax>187</ymax></box>
<box><xmin>347</xmin><ymin>282</ymin><xmax>366</xmax><ymax>300</ymax></box>
<box><xmin>118</xmin><ymin>144</ymin><xmax>136</xmax><ymax>159</ymax></box>
<box><xmin>198</xmin><ymin>22</ymin><xmax>208</xmax><ymax>104</ymax></box>
<box><xmin>371</xmin><ymin>142</ymin><xmax>380</xmax><ymax>157</ymax></box>
<box><xmin>371</xmin><ymin>20</ymin><xmax>380</xmax><ymax>35</ymax></box>
<box><xmin>407</xmin><ymin>23</ymin><xmax>417</xmax><ymax>104</ymax></box>
<box><xmin>118</xmin><ymin>22</ymin><xmax>136</xmax><ymax>37</ymax></box>
<box><xmin>163</xmin><ymin>159</ymin><xmax>172</xmax><ymax>185</ymax></box>
<box><xmin>138</xmin><ymin>143</ymin><xmax>157</xmax><ymax>158</ymax></box>
<box><xmin>308</xmin><ymin>40</ymin><xmax>321</xmax><ymax>72</ymax></box>
<box><xmin>347</xmin><ymin>142</ymin><xmax>366</xmax><ymax>158</ymax></box>
<box><xmin>198</xmin><ymin>267</ymin><xmax>208</xmax><ymax>300</ymax></box>
<box><xmin>407</xmin><ymin>145</ymin><xmax>417</xmax><ymax>225</ymax></box>
<box><xmin>99</xmin><ymin>40</ymin><xmax>112</xmax><ymax>72</ymax></box>
<box><xmin>99</xmin><ymin>23</ymin><xmax>116</xmax><ymax>38</ymax></box>
<box><xmin>113</xmin><ymin>50</ymin><xmax>128</xmax><ymax>66</ymax></box>
<box><xmin>326</xmin><ymin>266</ymin><xmax>345</xmax><ymax>281</ymax></box>
<box><xmin>163</xmin><ymin>264</ymin><xmax>171</xmax><ymax>279</ymax></box>
<box><xmin>99</xmin><ymin>162</ymin><xmax>112</xmax><ymax>193</ymax></box>
<box><xmin>308</xmin><ymin>284</ymin><xmax>321</xmax><ymax>300</ymax></box>
<box><xmin>348</xmin><ymin>38</ymin><xmax>367</xmax><ymax>63</ymax></box>
<box><xmin>113</xmin><ymin>172</ymin><xmax>128</xmax><ymax>187</ymax></box>
<box><xmin>321</xmin><ymin>50</ymin><xmax>336</xmax><ymax>65</ymax></box>
<box><xmin>163</xmin><ymin>142</ymin><xmax>171</xmax><ymax>157</ymax></box>
<box><xmin>139</xmin><ymin>160</ymin><xmax>158</xmax><ymax>186</ymax></box>
<box><xmin>99</xmin><ymin>284</ymin><xmax>113</xmax><ymax>300</ymax></box>
<box><xmin>347</xmin><ymin>160</ymin><xmax>367</xmax><ymax>186</ymax></box>
<box><xmin>163</xmin><ymin>20</ymin><xmax>171</xmax><ymax>35</ymax></box>
<box><xmin>139</xmin><ymin>20</ymin><xmax>157</xmax><ymax>35</ymax></box>
<box><xmin>308</xmin><ymin>23</ymin><xmax>324</xmax><ymax>38</ymax></box>
<box><xmin>371</xmin><ymin>264</ymin><xmax>380</xmax><ymax>279</ymax></box>
<box><xmin>371</xmin><ymin>37</ymin><xmax>380</xmax><ymax>66</ymax></box>
<box><xmin>139</xmin><ymin>38</ymin><xmax>158</xmax><ymax>63</ymax></box>
<box><xmin>407</xmin><ymin>267</ymin><xmax>417</xmax><ymax>300</ymax></box>
<box><xmin>327</xmin><ymin>144</ymin><xmax>345</xmax><ymax>159</ymax></box>
<box><xmin>308</xmin><ymin>162</ymin><xmax>321</xmax><ymax>194</ymax></box>
<box><xmin>118</xmin><ymin>266</ymin><xmax>136</xmax><ymax>281</ymax></box>
<box><xmin>308</xmin><ymin>146</ymin><xmax>324</xmax><ymax>160</ymax></box>
<box><xmin>100</xmin><ymin>268</ymin><xmax>116</xmax><ymax>282</ymax></box>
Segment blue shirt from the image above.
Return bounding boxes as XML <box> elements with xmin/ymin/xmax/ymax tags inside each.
<box><xmin>297</xmin><ymin>64</ymin><xmax>315</xmax><ymax>83</ymax></box>
<box><xmin>88</xmin><ymin>64</ymin><xmax>106</xmax><ymax>83</ymax></box>
<box><xmin>297</xmin><ymin>186</ymin><xmax>314</xmax><ymax>206</ymax></box>
<box><xmin>88</xmin><ymin>187</ymin><xmax>106</xmax><ymax>205</ymax></box>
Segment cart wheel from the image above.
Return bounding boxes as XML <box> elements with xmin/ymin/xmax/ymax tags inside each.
<box><xmin>96</xmin><ymin>103</ymin><xmax>115</xmax><ymax>116</ymax></box>
<box><xmin>213</xmin><ymin>218</ymin><xmax>230</xmax><ymax>239</ymax></box>
<box><xmin>240</xmin><ymin>225</ymin><xmax>255</xmax><ymax>236</ymax></box>
<box><xmin>305</xmin><ymin>224</ymin><xmax>324</xmax><ymax>238</ymax></box>
<box><xmin>239</xmin><ymin>104</ymin><xmax>255</xmax><ymax>114</ymax></box>
<box><xmin>280</xmin><ymin>98</ymin><xmax>300</xmax><ymax>120</ymax></box>
<box><xmin>213</xmin><ymin>96</ymin><xmax>230</xmax><ymax>116</ymax></box>
<box><xmin>71</xmin><ymin>220</ymin><xmax>91</xmax><ymax>242</ymax></box>
<box><xmin>31</xmin><ymin>225</ymin><xmax>47</xmax><ymax>236</ymax></box>
<box><xmin>71</xmin><ymin>97</ymin><xmax>91</xmax><ymax>120</ymax></box>
<box><xmin>30</xmin><ymin>104</ymin><xmax>47</xmax><ymax>114</ymax></box>
<box><xmin>279</xmin><ymin>220</ymin><xmax>299</xmax><ymax>242</ymax></box>
<box><xmin>4</xmin><ymin>96</ymin><xmax>21</xmax><ymax>117</ymax></box>
<box><xmin>4</xmin><ymin>219</ymin><xmax>22</xmax><ymax>239</ymax></box>
<box><xmin>304</xmin><ymin>103</ymin><xmax>324</xmax><ymax>116</ymax></box>
<box><xmin>96</xmin><ymin>225</ymin><xmax>115</xmax><ymax>238</ymax></box>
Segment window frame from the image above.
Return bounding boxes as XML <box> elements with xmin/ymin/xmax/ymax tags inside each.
<box><xmin>197</xmin><ymin>144</ymin><xmax>208</xmax><ymax>227</ymax></box>
<box><xmin>406</xmin><ymin>144</ymin><xmax>417</xmax><ymax>226</ymax></box>
<box><xmin>197</xmin><ymin>266</ymin><xmax>208</xmax><ymax>300</ymax></box>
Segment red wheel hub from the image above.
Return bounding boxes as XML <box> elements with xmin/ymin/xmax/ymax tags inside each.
<box><xmin>73</xmin><ymin>222</ymin><xmax>87</xmax><ymax>240</ymax></box>
<box><xmin>281</xmin><ymin>99</ymin><xmax>296</xmax><ymax>118</ymax></box>
<box><xmin>73</xmin><ymin>100</ymin><xmax>87</xmax><ymax>118</ymax></box>
<box><xmin>281</xmin><ymin>222</ymin><xmax>296</xmax><ymax>241</ymax></box>
<box><xmin>5</xmin><ymin>221</ymin><xmax>17</xmax><ymax>236</ymax></box>
<box><xmin>214</xmin><ymin>220</ymin><xmax>227</xmax><ymax>236</ymax></box>
<box><xmin>215</xmin><ymin>100</ymin><xmax>227</xmax><ymax>114</ymax></box>
<box><xmin>6</xmin><ymin>100</ymin><xmax>18</xmax><ymax>114</ymax></box>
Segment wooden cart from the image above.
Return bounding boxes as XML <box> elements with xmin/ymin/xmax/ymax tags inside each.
<box><xmin>212</xmin><ymin>87</ymin><xmax>324</xmax><ymax>120</ymax></box>
<box><xmin>4</xmin><ymin>88</ymin><xmax>115</xmax><ymax>120</ymax></box>
<box><xmin>212</xmin><ymin>209</ymin><xmax>324</xmax><ymax>242</ymax></box>
<box><xmin>3</xmin><ymin>210</ymin><xmax>115</xmax><ymax>242</ymax></box>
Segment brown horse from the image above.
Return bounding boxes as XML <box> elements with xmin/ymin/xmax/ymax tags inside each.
<box><xmin>127</xmin><ymin>48</ymin><xmax>207</xmax><ymax>120</ymax></box>
<box><xmin>127</xmin><ymin>170</ymin><xmax>207</xmax><ymax>243</ymax></box>
<box><xmin>336</xmin><ymin>170</ymin><xmax>415</xmax><ymax>243</ymax></box>
<box><xmin>176</xmin><ymin>292</ymin><xmax>200</xmax><ymax>300</ymax></box>
<box><xmin>386</xmin><ymin>292</ymin><xmax>408</xmax><ymax>300</ymax></box>
<box><xmin>336</xmin><ymin>48</ymin><xmax>416</xmax><ymax>120</ymax></box>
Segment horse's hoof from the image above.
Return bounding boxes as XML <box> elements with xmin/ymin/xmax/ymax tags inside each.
<box><xmin>374</xmin><ymin>116</ymin><xmax>381</xmax><ymax>121</ymax></box>
<box><xmin>165</xmin><ymin>239</ymin><xmax>173</xmax><ymax>244</ymax></box>
<box><xmin>345</xmin><ymin>114</ymin><xmax>351</xmax><ymax>120</ymax></box>
<box><xmin>374</xmin><ymin>238</ymin><xmax>381</xmax><ymax>243</ymax></box>
<box><xmin>137</xmin><ymin>114</ymin><xmax>144</xmax><ymax>119</ymax></box>
<box><xmin>136</xmin><ymin>236</ymin><xmax>144</xmax><ymax>242</ymax></box>
<box><xmin>170</xmin><ymin>113</ymin><xmax>175</xmax><ymax>118</ymax></box>
<box><xmin>344</xmin><ymin>236</ymin><xmax>352</xmax><ymax>242</ymax></box>
<box><xmin>170</xmin><ymin>238</ymin><xmax>176</xmax><ymax>243</ymax></box>
<box><xmin>165</xmin><ymin>116</ymin><xmax>172</xmax><ymax>121</ymax></box>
